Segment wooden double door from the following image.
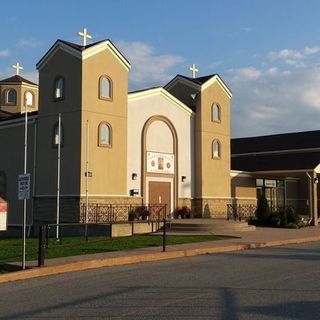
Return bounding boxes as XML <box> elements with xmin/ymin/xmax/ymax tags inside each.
<box><xmin>148</xmin><ymin>181</ymin><xmax>171</xmax><ymax>215</ymax></box>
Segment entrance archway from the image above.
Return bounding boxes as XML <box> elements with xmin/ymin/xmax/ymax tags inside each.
<box><xmin>141</xmin><ymin>115</ymin><xmax>178</xmax><ymax>216</ymax></box>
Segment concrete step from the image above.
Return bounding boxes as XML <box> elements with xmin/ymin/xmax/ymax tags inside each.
<box><xmin>164</xmin><ymin>218</ymin><xmax>256</xmax><ymax>233</ymax></box>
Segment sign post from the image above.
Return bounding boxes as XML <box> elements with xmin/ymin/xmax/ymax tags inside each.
<box><xmin>18</xmin><ymin>174</ymin><xmax>30</xmax><ymax>201</ymax></box>
<box><xmin>0</xmin><ymin>198</ymin><xmax>7</xmax><ymax>231</ymax></box>
<box><xmin>18</xmin><ymin>173</ymin><xmax>30</xmax><ymax>270</ymax></box>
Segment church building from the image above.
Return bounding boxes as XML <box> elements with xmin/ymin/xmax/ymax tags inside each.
<box><xmin>0</xmin><ymin>30</ymin><xmax>233</xmax><ymax>229</ymax></box>
<box><xmin>1</xmin><ymin>30</ymin><xmax>319</xmax><ymax>231</ymax></box>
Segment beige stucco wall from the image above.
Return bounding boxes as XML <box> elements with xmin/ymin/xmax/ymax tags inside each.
<box><xmin>195</xmin><ymin>81</ymin><xmax>231</xmax><ymax>198</ymax></box>
<box><xmin>1</xmin><ymin>83</ymin><xmax>38</xmax><ymax>114</ymax></box>
<box><xmin>231</xmin><ymin>174</ymin><xmax>256</xmax><ymax>198</ymax></box>
<box><xmin>146</xmin><ymin>121</ymin><xmax>173</xmax><ymax>153</ymax></box>
<box><xmin>36</xmin><ymin>48</ymin><xmax>83</xmax><ymax>198</ymax></box>
<box><xmin>127</xmin><ymin>91</ymin><xmax>194</xmax><ymax>199</ymax></box>
<box><xmin>80</xmin><ymin>48</ymin><xmax>129</xmax><ymax>196</ymax></box>
<box><xmin>0</xmin><ymin>118</ymin><xmax>36</xmax><ymax>225</ymax></box>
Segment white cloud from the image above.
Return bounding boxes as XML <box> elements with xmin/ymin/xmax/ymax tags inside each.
<box><xmin>229</xmin><ymin>67</ymin><xmax>262</xmax><ymax>80</ymax></box>
<box><xmin>0</xmin><ymin>49</ymin><xmax>10</xmax><ymax>57</ymax></box>
<box><xmin>228</xmin><ymin>64</ymin><xmax>320</xmax><ymax>137</ymax></box>
<box><xmin>241</xmin><ymin>27</ymin><xmax>253</xmax><ymax>33</ymax></box>
<box><xmin>17</xmin><ymin>39</ymin><xmax>42</xmax><ymax>48</ymax></box>
<box><xmin>267</xmin><ymin>46</ymin><xmax>320</xmax><ymax>67</ymax></box>
<box><xmin>116</xmin><ymin>41</ymin><xmax>184</xmax><ymax>90</ymax></box>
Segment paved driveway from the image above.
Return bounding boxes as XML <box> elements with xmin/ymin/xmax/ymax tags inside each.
<box><xmin>1</xmin><ymin>241</ymin><xmax>320</xmax><ymax>319</ymax></box>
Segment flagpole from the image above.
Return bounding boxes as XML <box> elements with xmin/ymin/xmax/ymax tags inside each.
<box><xmin>85</xmin><ymin>120</ymin><xmax>89</xmax><ymax>240</ymax></box>
<box><xmin>22</xmin><ymin>99</ymin><xmax>28</xmax><ymax>270</ymax></box>
<box><xmin>56</xmin><ymin>113</ymin><xmax>61</xmax><ymax>240</ymax></box>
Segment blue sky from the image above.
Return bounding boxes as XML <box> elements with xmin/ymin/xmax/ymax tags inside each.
<box><xmin>2</xmin><ymin>0</ymin><xmax>320</xmax><ymax>137</ymax></box>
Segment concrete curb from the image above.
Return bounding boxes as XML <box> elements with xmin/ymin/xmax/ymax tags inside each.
<box><xmin>1</xmin><ymin>235</ymin><xmax>320</xmax><ymax>284</ymax></box>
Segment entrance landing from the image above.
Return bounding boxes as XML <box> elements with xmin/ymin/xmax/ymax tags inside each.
<box><xmin>167</xmin><ymin>218</ymin><xmax>256</xmax><ymax>234</ymax></box>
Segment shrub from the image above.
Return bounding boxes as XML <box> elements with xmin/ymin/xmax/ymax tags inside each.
<box><xmin>284</xmin><ymin>222</ymin><xmax>299</xmax><ymax>229</ymax></box>
<box><xmin>128</xmin><ymin>210</ymin><xmax>138</xmax><ymax>221</ymax></box>
<box><xmin>256</xmin><ymin>193</ymin><xmax>270</xmax><ymax>224</ymax></box>
<box><xmin>267</xmin><ymin>212</ymin><xmax>281</xmax><ymax>227</ymax></box>
<box><xmin>177</xmin><ymin>206</ymin><xmax>191</xmax><ymax>219</ymax></box>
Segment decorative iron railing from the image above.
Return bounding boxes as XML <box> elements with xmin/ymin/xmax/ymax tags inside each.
<box><xmin>227</xmin><ymin>204</ymin><xmax>257</xmax><ymax>221</ymax></box>
<box><xmin>80</xmin><ymin>203</ymin><xmax>167</xmax><ymax>223</ymax></box>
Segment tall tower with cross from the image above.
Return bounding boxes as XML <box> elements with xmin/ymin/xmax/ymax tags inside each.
<box><xmin>34</xmin><ymin>29</ymin><xmax>131</xmax><ymax>222</ymax></box>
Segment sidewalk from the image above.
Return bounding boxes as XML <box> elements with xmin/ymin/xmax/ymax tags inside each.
<box><xmin>1</xmin><ymin>226</ymin><xmax>320</xmax><ymax>283</ymax></box>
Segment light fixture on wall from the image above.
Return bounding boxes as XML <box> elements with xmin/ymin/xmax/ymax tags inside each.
<box><xmin>132</xmin><ymin>173</ymin><xmax>138</xmax><ymax>180</ymax></box>
<box><xmin>314</xmin><ymin>177</ymin><xmax>319</xmax><ymax>184</ymax></box>
<box><xmin>190</xmin><ymin>93</ymin><xmax>197</xmax><ymax>100</ymax></box>
<box><xmin>181</xmin><ymin>176</ymin><xmax>186</xmax><ymax>182</ymax></box>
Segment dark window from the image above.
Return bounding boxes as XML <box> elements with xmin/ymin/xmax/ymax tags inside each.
<box><xmin>6</xmin><ymin>89</ymin><xmax>17</xmax><ymax>105</ymax></box>
<box><xmin>54</xmin><ymin>77</ymin><xmax>65</xmax><ymax>100</ymax></box>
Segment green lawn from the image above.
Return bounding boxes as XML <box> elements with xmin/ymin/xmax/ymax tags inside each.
<box><xmin>0</xmin><ymin>234</ymin><xmax>231</xmax><ymax>266</ymax></box>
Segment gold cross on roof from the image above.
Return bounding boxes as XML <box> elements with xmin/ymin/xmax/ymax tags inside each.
<box><xmin>78</xmin><ymin>27</ymin><xmax>92</xmax><ymax>46</ymax></box>
<box><xmin>189</xmin><ymin>64</ymin><xmax>199</xmax><ymax>78</ymax></box>
<box><xmin>12</xmin><ymin>62</ymin><xmax>23</xmax><ymax>75</ymax></box>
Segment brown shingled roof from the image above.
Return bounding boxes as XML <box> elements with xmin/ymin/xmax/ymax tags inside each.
<box><xmin>232</xmin><ymin>130</ymin><xmax>320</xmax><ymax>154</ymax></box>
<box><xmin>0</xmin><ymin>75</ymin><xmax>37</xmax><ymax>86</ymax></box>
<box><xmin>231</xmin><ymin>151</ymin><xmax>320</xmax><ymax>172</ymax></box>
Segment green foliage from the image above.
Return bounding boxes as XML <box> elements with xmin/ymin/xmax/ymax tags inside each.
<box><xmin>128</xmin><ymin>210</ymin><xmax>138</xmax><ymax>221</ymax></box>
<box><xmin>0</xmin><ymin>234</ymin><xmax>231</xmax><ymax>266</ymax></box>
<box><xmin>284</xmin><ymin>222</ymin><xmax>300</xmax><ymax>229</ymax></box>
<box><xmin>255</xmin><ymin>193</ymin><xmax>270</xmax><ymax>223</ymax></box>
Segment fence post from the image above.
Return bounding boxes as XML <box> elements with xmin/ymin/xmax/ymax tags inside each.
<box><xmin>59</xmin><ymin>225</ymin><xmax>63</xmax><ymax>245</ymax></box>
<box><xmin>109</xmin><ymin>223</ymin><xmax>112</xmax><ymax>238</ymax></box>
<box><xmin>46</xmin><ymin>225</ymin><xmax>49</xmax><ymax>248</ymax></box>
<box><xmin>38</xmin><ymin>225</ymin><xmax>47</xmax><ymax>267</ymax></box>
<box><xmin>162</xmin><ymin>218</ymin><xmax>166</xmax><ymax>252</ymax></box>
<box><xmin>85</xmin><ymin>223</ymin><xmax>88</xmax><ymax>242</ymax></box>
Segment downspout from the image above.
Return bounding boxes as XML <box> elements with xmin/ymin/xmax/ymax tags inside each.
<box><xmin>29</xmin><ymin>121</ymin><xmax>37</xmax><ymax>236</ymax></box>
<box><xmin>306</xmin><ymin>172</ymin><xmax>313</xmax><ymax>223</ymax></box>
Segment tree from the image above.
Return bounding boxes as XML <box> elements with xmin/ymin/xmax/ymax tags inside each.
<box><xmin>256</xmin><ymin>193</ymin><xmax>270</xmax><ymax>224</ymax></box>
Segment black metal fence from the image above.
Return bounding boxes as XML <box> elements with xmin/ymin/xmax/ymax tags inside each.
<box><xmin>80</xmin><ymin>203</ymin><xmax>168</xmax><ymax>223</ymax></box>
<box><xmin>37</xmin><ymin>218</ymin><xmax>170</xmax><ymax>267</ymax></box>
<box><xmin>227</xmin><ymin>204</ymin><xmax>257</xmax><ymax>221</ymax></box>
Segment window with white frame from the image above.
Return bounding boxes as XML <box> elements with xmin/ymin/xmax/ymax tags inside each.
<box><xmin>212</xmin><ymin>139</ymin><xmax>221</xmax><ymax>158</ymax></box>
<box><xmin>211</xmin><ymin>103</ymin><xmax>221</xmax><ymax>122</ymax></box>
<box><xmin>99</xmin><ymin>122</ymin><xmax>112</xmax><ymax>147</ymax></box>
<box><xmin>99</xmin><ymin>76</ymin><xmax>112</xmax><ymax>100</ymax></box>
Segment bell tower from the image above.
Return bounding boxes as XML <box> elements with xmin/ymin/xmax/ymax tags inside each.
<box><xmin>0</xmin><ymin>63</ymin><xmax>38</xmax><ymax>117</ymax></box>
<box><xmin>34</xmin><ymin>30</ymin><xmax>131</xmax><ymax>223</ymax></box>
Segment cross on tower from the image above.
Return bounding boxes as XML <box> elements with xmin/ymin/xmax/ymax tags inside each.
<box><xmin>12</xmin><ymin>62</ymin><xmax>23</xmax><ymax>75</ymax></box>
<box><xmin>78</xmin><ymin>27</ymin><xmax>92</xmax><ymax>46</ymax></box>
<box><xmin>189</xmin><ymin>64</ymin><xmax>199</xmax><ymax>78</ymax></box>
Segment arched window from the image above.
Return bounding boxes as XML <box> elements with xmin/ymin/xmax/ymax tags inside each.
<box><xmin>25</xmin><ymin>91</ymin><xmax>34</xmax><ymax>107</ymax></box>
<box><xmin>98</xmin><ymin>122</ymin><xmax>112</xmax><ymax>147</ymax></box>
<box><xmin>99</xmin><ymin>76</ymin><xmax>112</xmax><ymax>100</ymax></box>
<box><xmin>53</xmin><ymin>122</ymin><xmax>63</xmax><ymax>146</ymax></box>
<box><xmin>212</xmin><ymin>103</ymin><xmax>221</xmax><ymax>122</ymax></box>
<box><xmin>54</xmin><ymin>76</ymin><xmax>64</xmax><ymax>100</ymax></box>
<box><xmin>6</xmin><ymin>89</ymin><xmax>17</xmax><ymax>105</ymax></box>
<box><xmin>212</xmin><ymin>139</ymin><xmax>221</xmax><ymax>159</ymax></box>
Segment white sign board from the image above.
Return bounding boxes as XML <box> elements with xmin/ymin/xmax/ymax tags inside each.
<box><xmin>147</xmin><ymin>152</ymin><xmax>174</xmax><ymax>174</ymax></box>
<box><xmin>0</xmin><ymin>199</ymin><xmax>7</xmax><ymax>231</ymax></box>
<box><xmin>18</xmin><ymin>174</ymin><xmax>31</xmax><ymax>200</ymax></box>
